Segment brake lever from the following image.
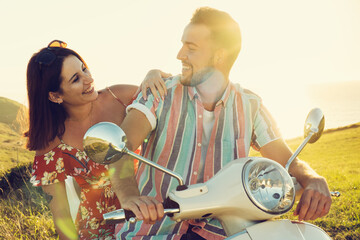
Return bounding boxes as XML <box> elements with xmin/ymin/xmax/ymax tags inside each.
<box><xmin>330</xmin><ymin>191</ymin><xmax>340</xmax><ymax>197</ymax></box>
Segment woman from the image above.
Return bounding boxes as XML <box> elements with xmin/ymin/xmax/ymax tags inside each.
<box><xmin>26</xmin><ymin>40</ymin><xmax>168</xmax><ymax>239</ymax></box>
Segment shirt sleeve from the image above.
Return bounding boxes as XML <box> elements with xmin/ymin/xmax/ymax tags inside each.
<box><xmin>30</xmin><ymin>147</ymin><xmax>67</xmax><ymax>187</ymax></box>
<box><xmin>126</xmin><ymin>101</ymin><xmax>158</xmax><ymax>130</ymax></box>
<box><xmin>251</xmin><ymin>103</ymin><xmax>282</xmax><ymax>150</ymax></box>
<box><xmin>126</xmin><ymin>76</ymin><xmax>178</xmax><ymax>130</ymax></box>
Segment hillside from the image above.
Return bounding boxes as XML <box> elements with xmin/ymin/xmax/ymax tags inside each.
<box><xmin>0</xmin><ymin>97</ymin><xmax>21</xmax><ymax>123</ymax></box>
<box><xmin>0</xmin><ymin>97</ymin><xmax>33</xmax><ymax>177</ymax></box>
<box><xmin>0</xmin><ymin>122</ymin><xmax>34</xmax><ymax>176</ymax></box>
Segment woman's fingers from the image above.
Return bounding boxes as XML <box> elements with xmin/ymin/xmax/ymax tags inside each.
<box><xmin>147</xmin><ymin>82</ymin><xmax>161</xmax><ymax>102</ymax></box>
<box><xmin>139</xmin><ymin>69</ymin><xmax>170</xmax><ymax>101</ymax></box>
<box><xmin>159</xmin><ymin>70</ymin><xmax>172</xmax><ymax>78</ymax></box>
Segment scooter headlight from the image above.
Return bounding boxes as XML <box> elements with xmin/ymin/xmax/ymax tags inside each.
<box><xmin>242</xmin><ymin>158</ymin><xmax>295</xmax><ymax>214</ymax></box>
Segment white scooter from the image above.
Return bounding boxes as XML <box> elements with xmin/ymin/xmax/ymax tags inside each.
<box><xmin>83</xmin><ymin>108</ymin><xmax>338</xmax><ymax>240</ymax></box>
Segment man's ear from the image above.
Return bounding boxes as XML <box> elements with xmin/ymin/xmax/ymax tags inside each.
<box><xmin>48</xmin><ymin>92</ymin><xmax>63</xmax><ymax>104</ymax></box>
<box><xmin>214</xmin><ymin>48</ymin><xmax>226</xmax><ymax>66</ymax></box>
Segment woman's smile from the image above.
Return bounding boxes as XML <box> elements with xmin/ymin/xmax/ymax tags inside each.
<box><xmin>83</xmin><ymin>85</ymin><xmax>94</xmax><ymax>95</ymax></box>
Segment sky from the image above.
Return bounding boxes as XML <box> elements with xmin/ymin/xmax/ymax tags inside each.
<box><xmin>1</xmin><ymin>0</ymin><xmax>359</xmax><ymax>139</ymax></box>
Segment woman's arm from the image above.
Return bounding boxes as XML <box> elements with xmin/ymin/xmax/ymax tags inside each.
<box><xmin>105</xmin><ymin>70</ymin><xmax>171</xmax><ymax>108</ymax></box>
<box><xmin>42</xmin><ymin>182</ymin><xmax>78</xmax><ymax>240</ymax></box>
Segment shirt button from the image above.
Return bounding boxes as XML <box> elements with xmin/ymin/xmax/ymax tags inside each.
<box><xmin>199</xmin><ymin>115</ymin><xmax>202</xmax><ymax>118</ymax></box>
<box><xmin>193</xmin><ymin>171</ymin><xmax>198</xmax><ymax>175</ymax></box>
<box><xmin>197</xmin><ymin>143</ymin><xmax>202</xmax><ymax>147</ymax></box>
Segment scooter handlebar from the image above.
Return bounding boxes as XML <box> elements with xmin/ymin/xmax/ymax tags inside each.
<box><xmin>103</xmin><ymin>208</ymin><xmax>180</xmax><ymax>224</ymax></box>
<box><xmin>293</xmin><ymin>177</ymin><xmax>340</xmax><ymax>198</ymax></box>
<box><xmin>103</xmin><ymin>209</ymin><xmax>136</xmax><ymax>224</ymax></box>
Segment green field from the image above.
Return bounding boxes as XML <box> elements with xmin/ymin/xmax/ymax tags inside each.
<box><xmin>0</xmin><ymin>96</ymin><xmax>359</xmax><ymax>239</ymax></box>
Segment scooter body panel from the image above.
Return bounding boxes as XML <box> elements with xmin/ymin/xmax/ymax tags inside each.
<box><xmin>225</xmin><ymin>220</ymin><xmax>331</xmax><ymax>240</ymax></box>
<box><xmin>169</xmin><ymin>158</ymin><xmax>288</xmax><ymax>235</ymax></box>
<box><xmin>295</xmin><ymin>221</ymin><xmax>332</xmax><ymax>240</ymax></box>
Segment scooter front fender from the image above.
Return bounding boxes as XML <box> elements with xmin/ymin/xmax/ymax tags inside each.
<box><xmin>226</xmin><ymin>219</ymin><xmax>331</xmax><ymax>240</ymax></box>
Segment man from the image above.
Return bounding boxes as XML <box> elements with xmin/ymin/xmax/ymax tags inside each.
<box><xmin>110</xmin><ymin>7</ymin><xmax>331</xmax><ymax>239</ymax></box>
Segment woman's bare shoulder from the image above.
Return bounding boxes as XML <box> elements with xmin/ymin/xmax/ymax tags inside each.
<box><xmin>108</xmin><ymin>84</ymin><xmax>138</xmax><ymax>96</ymax></box>
<box><xmin>35</xmin><ymin>137</ymin><xmax>62</xmax><ymax>156</ymax></box>
<box><xmin>99</xmin><ymin>85</ymin><xmax>138</xmax><ymax>105</ymax></box>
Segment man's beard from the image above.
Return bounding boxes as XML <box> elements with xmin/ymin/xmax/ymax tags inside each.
<box><xmin>187</xmin><ymin>66</ymin><xmax>216</xmax><ymax>86</ymax></box>
<box><xmin>181</xmin><ymin>57</ymin><xmax>216</xmax><ymax>87</ymax></box>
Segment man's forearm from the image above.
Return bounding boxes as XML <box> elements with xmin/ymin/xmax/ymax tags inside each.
<box><xmin>109</xmin><ymin>153</ymin><xmax>165</xmax><ymax>223</ymax></box>
<box><xmin>259</xmin><ymin>139</ymin><xmax>324</xmax><ymax>188</ymax></box>
<box><xmin>109</xmin><ymin>155</ymin><xmax>140</xmax><ymax>204</ymax></box>
<box><xmin>289</xmin><ymin>158</ymin><xmax>323</xmax><ymax>188</ymax></box>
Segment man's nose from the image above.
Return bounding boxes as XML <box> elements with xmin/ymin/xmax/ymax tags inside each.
<box><xmin>177</xmin><ymin>46</ymin><xmax>187</xmax><ymax>61</ymax></box>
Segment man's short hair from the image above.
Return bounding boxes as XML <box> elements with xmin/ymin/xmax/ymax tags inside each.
<box><xmin>190</xmin><ymin>7</ymin><xmax>242</xmax><ymax>69</ymax></box>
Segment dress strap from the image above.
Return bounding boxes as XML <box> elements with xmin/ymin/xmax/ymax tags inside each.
<box><xmin>107</xmin><ymin>87</ymin><xmax>128</xmax><ymax>107</ymax></box>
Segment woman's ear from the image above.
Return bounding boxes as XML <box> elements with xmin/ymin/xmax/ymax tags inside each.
<box><xmin>48</xmin><ymin>92</ymin><xmax>63</xmax><ymax>104</ymax></box>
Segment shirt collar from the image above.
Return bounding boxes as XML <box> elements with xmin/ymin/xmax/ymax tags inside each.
<box><xmin>187</xmin><ymin>82</ymin><xmax>232</xmax><ymax>107</ymax></box>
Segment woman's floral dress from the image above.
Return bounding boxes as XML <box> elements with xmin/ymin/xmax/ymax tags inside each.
<box><xmin>30</xmin><ymin>141</ymin><xmax>122</xmax><ymax>239</ymax></box>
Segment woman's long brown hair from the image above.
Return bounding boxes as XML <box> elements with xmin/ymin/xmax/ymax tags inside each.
<box><xmin>25</xmin><ymin>47</ymin><xmax>87</xmax><ymax>151</ymax></box>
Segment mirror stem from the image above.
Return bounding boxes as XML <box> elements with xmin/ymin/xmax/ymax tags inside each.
<box><xmin>125</xmin><ymin>148</ymin><xmax>185</xmax><ymax>186</ymax></box>
<box><xmin>285</xmin><ymin>132</ymin><xmax>314</xmax><ymax>171</ymax></box>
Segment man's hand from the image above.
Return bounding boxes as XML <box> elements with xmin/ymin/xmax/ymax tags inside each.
<box><xmin>294</xmin><ymin>176</ymin><xmax>331</xmax><ymax>221</ymax></box>
<box><xmin>121</xmin><ymin>195</ymin><xmax>164</xmax><ymax>224</ymax></box>
<box><xmin>259</xmin><ymin>139</ymin><xmax>332</xmax><ymax>221</ymax></box>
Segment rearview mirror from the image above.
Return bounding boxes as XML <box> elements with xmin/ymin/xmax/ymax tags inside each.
<box><xmin>83</xmin><ymin>122</ymin><xmax>186</xmax><ymax>186</ymax></box>
<box><xmin>304</xmin><ymin>108</ymin><xmax>325</xmax><ymax>143</ymax></box>
<box><xmin>83</xmin><ymin>122</ymin><xmax>127</xmax><ymax>164</ymax></box>
<box><xmin>285</xmin><ymin>108</ymin><xmax>325</xmax><ymax>171</ymax></box>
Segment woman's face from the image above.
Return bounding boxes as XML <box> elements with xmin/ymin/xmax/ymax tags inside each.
<box><xmin>58</xmin><ymin>55</ymin><xmax>98</xmax><ymax>105</ymax></box>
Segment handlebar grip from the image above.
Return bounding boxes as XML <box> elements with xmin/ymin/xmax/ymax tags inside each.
<box><xmin>124</xmin><ymin>209</ymin><xmax>136</xmax><ymax>221</ymax></box>
<box><xmin>103</xmin><ymin>209</ymin><xmax>130</xmax><ymax>224</ymax></box>
<box><xmin>103</xmin><ymin>208</ymin><xmax>180</xmax><ymax>225</ymax></box>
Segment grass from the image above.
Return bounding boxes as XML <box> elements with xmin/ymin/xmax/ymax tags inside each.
<box><xmin>0</xmin><ymin>165</ymin><xmax>57</xmax><ymax>239</ymax></box>
<box><xmin>0</xmin><ymin>97</ymin><xmax>55</xmax><ymax>239</ymax></box>
<box><xmin>0</xmin><ymin>117</ymin><xmax>359</xmax><ymax>239</ymax></box>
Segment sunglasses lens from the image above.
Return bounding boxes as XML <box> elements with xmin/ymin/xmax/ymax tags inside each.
<box><xmin>35</xmin><ymin>40</ymin><xmax>67</xmax><ymax>68</ymax></box>
<box><xmin>35</xmin><ymin>50</ymin><xmax>57</xmax><ymax>66</ymax></box>
<box><xmin>48</xmin><ymin>40</ymin><xmax>67</xmax><ymax>48</ymax></box>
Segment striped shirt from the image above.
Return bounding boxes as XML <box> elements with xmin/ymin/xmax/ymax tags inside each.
<box><xmin>116</xmin><ymin>75</ymin><xmax>281</xmax><ymax>239</ymax></box>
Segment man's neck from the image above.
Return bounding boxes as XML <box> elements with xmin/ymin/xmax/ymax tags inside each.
<box><xmin>195</xmin><ymin>71</ymin><xmax>229</xmax><ymax>111</ymax></box>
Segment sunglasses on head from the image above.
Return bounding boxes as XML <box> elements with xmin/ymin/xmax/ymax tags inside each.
<box><xmin>35</xmin><ymin>40</ymin><xmax>67</xmax><ymax>68</ymax></box>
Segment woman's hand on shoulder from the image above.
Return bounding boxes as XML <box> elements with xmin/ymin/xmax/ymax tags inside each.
<box><xmin>134</xmin><ymin>69</ymin><xmax>172</xmax><ymax>101</ymax></box>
